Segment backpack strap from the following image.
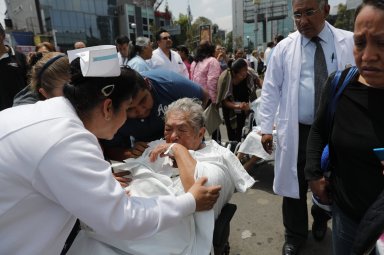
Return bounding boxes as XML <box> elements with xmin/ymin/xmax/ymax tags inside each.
<box><xmin>326</xmin><ymin>66</ymin><xmax>359</xmax><ymax>129</ymax></box>
<box><xmin>321</xmin><ymin>66</ymin><xmax>358</xmax><ymax>173</ymax></box>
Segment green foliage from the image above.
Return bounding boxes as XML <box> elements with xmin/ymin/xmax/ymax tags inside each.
<box><xmin>225</xmin><ymin>31</ymin><xmax>233</xmax><ymax>52</ymax></box>
<box><xmin>333</xmin><ymin>4</ymin><xmax>355</xmax><ymax>32</ymax></box>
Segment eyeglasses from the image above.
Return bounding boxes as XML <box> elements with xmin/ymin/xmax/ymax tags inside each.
<box><xmin>293</xmin><ymin>8</ymin><xmax>321</xmax><ymax>20</ymax></box>
<box><xmin>161</xmin><ymin>36</ymin><xmax>171</xmax><ymax>40</ymax></box>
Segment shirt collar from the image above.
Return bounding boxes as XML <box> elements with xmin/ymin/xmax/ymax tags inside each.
<box><xmin>301</xmin><ymin>23</ymin><xmax>331</xmax><ymax>47</ymax></box>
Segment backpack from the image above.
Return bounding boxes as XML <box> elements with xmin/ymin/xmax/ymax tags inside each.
<box><xmin>321</xmin><ymin>66</ymin><xmax>359</xmax><ymax>175</ymax></box>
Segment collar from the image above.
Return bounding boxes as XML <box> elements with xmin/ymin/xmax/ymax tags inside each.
<box><xmin>301</xmin><ymin>23</ymin><xmax>331</xmax><ymax>47</ymax></box>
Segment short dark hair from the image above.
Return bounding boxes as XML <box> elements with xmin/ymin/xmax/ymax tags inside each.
<box><xmin>155</xmin><ymin>29</ymin><xmax>169</xmax><ymax>41</ymax></box>
<box><xmin>115</xmin><ymin>35</ymin><xmax>130</xmax><ymax>45</ymax></box>
<box><xmin>64</xmin><ymin>58</ymin><xmax>139</xmax><ymax>118</ymax></box>
<box><xmin>355</xmin><ymin>0</ymin><xmax>384</xmax><ymax>21</ymax></box>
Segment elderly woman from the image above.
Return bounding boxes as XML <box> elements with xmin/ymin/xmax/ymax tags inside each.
<box><xmin>68</xmin><ymin>98</ymin><xmax>255</xmax><ymax>255</ymax></box>
<box><xmin>127</xmin><ymin>36</ymin><xmax>153</xmax><ymax>73</ymax></box>
<box><xmin>0</xmin><ymin>47</ymin><xmax>220</xmax><ymax>254</ymax></box>
<box><xmin>305</xmin><ymin>1</ymin><xmax>384</xmax><ymax>254</ymax></box>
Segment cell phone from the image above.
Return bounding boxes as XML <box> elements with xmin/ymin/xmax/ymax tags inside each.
<box><xmin>373</xmin><ymin>148</ymin><xmax>384</xmax><ymax>161</ymax></box>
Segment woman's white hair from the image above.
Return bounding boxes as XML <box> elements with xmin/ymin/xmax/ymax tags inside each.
<box><xmin>164</xmin><ymin>98</ymin><xmax>204</xmax><ymax>134</ymax></box>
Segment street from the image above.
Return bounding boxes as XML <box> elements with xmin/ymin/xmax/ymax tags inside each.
<box><xmin>214</xmin><ymin>123</ymin><xmax>333</xmax><ymax>255</ymax></box>
<box><xmin>227</xmin><ymin>161</ymin><xmax>333</xmax><ymax>255</ymax></box>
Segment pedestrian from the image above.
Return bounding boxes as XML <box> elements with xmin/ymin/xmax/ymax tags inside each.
<box><xmin>127</xmin><ymin>36</ymin><xmax>153</xmax><ymax>73</ymax></box>
<box><xmin>305</xmin><ymin>1</ymin><xmax>384</xmax><ymax>254</ymax></box>
<box><xmin>217</xmin><ymin>58</ymin><xmax>260</xmax><ymax>142</ymax></box>
<box><xmin>190</xmin><ymin>40</ymin><xmax>221</xmax><ymax>105</ymax></box>
<box><xmin>176</xmin><ymin>45</ymin><xmax>191</xmax><ymax>78</ymax></box>
<box><xmin>73</xmin><ymin>41</ymin><xmax>86</xmax><ymax>49</ymax></box>
<box><xmin>259</xmin><ymin>0</ymin><xmax>355</xmax><ymax>254</ymax></box>
<box><xmin>13</xmin><ymin>52</ymin><xmax>70</xmax><ymax>106</ymax></box>
<box><xmin>0</xmin><ymin>22</ymin><xmax>27</xmax><ymax>111</ymax></box>
<box><xmin>149</xmin><ymin>29</ymin><xmax>189</xmax><ymax>78</ymax></box>
<box><xmin>115</xmin><ymin>35</ymin><xmax>130</xmax><ymax>67</ymax></box>
<box><xmin>0</xmin><ymin>47</ymin><xmax>220</xmax><ymax>254</ymax></box>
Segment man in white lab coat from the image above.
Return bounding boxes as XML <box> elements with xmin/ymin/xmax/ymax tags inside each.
<box><xmin>259</xmin><ymin>0</ymin><xmax>355</xmax><ymax>254</ymax></box>
<box><xmin>149</xmin><ymin>29</ymin><xmax>189</xmax><ymax>78</ymax></box>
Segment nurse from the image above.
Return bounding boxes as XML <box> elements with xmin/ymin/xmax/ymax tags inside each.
<box><xmin>0</xmin><ymin>47</ymin><xmax>220</xmax><ymax>255</ymax></box>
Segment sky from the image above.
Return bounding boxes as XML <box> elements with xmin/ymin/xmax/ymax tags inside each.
<box><xmin>160</xmin><ymin>0</ymin><xmax>346</xmax><ymax>32</ymax></box>
<box><xmin>0</xmin><ymin>0</ymin><xmax>346</xmax><ymax>31</ymax></box>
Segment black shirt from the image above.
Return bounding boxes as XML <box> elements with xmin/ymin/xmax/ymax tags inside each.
<box><xmin>306</xmin><ymin>70</ymin><xmax>384</xmax><ymax>222</ymax></box>
<box><xmin>0</xmin><ymin>48</ymin><xmax>27</xmax><ymax>110</ymax></box>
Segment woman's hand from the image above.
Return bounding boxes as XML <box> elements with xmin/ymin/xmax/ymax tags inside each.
<box><xmin>261</xmin><ymin>134</ymin><xmax>273</xmax><ymax>154</ymax></box>
<box><xmin>149</xmin><ymin>143</ymin><xmax>177</xmax><ymax>162</ymax></box>
<box><xmin>240</xmin><ymin>102</ymin><xmax>250</xmax><ymax>111</ymax></box>
<box><xmin>188</xmin><ymin>177</ymin><xmax>221</xmax><ymax>211</ymax></box>
<box><xmin>113</xmin><ymin>170</ymin><xmax>132</xmax><ymax>188</ymax></box>
<box><xmin>309</xmin><ymin>177</ymin><xmax>332</xmax><ymax>205</ymax></box>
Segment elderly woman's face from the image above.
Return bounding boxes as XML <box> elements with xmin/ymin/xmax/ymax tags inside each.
<box><xmin>164</xmin><ymin>111</ymin><xmax>203</xmax><ymax>151</ymax></box>
<box><xmin>354</xmin><ymin>5</ymin><xmax>384</xmax><ymax>88</ymax></box>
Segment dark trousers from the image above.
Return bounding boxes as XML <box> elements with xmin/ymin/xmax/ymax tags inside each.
<box><xmin>222</xmin><ymin>107</ymin><xmax>246</xmax><ymax>142</ymax></box>
<box><xmin>283</xmin><ymin>124</ymin><xmax>330</xmax><ymax>245</ymax></box>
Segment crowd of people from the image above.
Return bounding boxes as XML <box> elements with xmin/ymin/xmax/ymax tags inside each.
<box><xmin>0</xmin><ymin>0</ymin><xmax>384</xmax><ymax>254</ymax></box>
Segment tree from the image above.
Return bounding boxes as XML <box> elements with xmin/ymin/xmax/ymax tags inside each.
<box><xmin>173</xmin><ymin>14</ymin><xmax>193</xmax><ymax>48</ymax></box>
<box><xmin>333</xmin><ymin>4</ymin><xmax>354</xmax><ymax>31</ymax></box>
<box><xmin>234</xmin><ymin>36</ymin><xmax>243</xmax><ymax>51</ymax></box>
<box><xmin>225</xmin><ymin>31</ymin><xmax>233</xmax><ymax>53</ymax></box>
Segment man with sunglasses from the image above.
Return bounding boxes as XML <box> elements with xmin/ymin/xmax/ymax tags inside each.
<box><xmin>259</xmin><ymin>0</ymin><xmax>355</xmax><ymax>254</ymax></box>
<box><xmin>149</xmin><ymin>29</ymin><xmax>189</xmax><ymax>78</ymax></box>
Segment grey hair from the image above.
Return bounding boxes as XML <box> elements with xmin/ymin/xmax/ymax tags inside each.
<box><xmin>164</xmin><ymin>98</ymin><xmax>204</xmax><ymax>134</ymax></box>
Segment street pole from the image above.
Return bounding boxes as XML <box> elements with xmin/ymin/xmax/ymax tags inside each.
<box><xmin>145</xmin><ymin>0</ymin><xmax>150</xmax><ymax>38</ymax></box>
<box><xmin>131</xmin><ymin>23</ymin><xmax>137</xmax><ymax>40</ymax></box>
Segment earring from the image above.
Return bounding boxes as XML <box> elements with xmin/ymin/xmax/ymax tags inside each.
<box><xmin>105</xmin><ymin>116</ymin><xmax>111</xmax><ymax>121</ymax></box>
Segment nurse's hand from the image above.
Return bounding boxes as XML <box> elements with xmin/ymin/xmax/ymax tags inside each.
<box><xmin>188</xmin><ymin>177</ymin><xmax>221</xmax><ymax>211</ymax></box>
<box><xmin>261</xmin><ymin>134</ymin><xmax>273</xmax><ymax>154</ymax></box>
<box><xmin>113</xmin><ymin>170</ymin><xmax>132</xmax><ymax>188</ymax></box>
<box><xmin>309</xmin><ymin>177</ymin><xmax>332</xmax><ymax>205</ymax></box>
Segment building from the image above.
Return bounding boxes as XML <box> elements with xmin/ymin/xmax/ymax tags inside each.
<box><xmin>4</xmin><ymin>0</ymin><xmax>169</xmax><ymax>51</ymax></box>
<box><xmin>232</xmin><ymin>0</ymin><xmax>294</xmax><ymax>52</ymax></box>
<box><xmin>5</xmin><ymin>0</ymin><xmax>120</xmax><ymax>51</ymax></box>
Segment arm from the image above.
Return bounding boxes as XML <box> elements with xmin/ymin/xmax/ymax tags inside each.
<box><xmin>149</xmin><ymin>143</ymin><xmax>197</xmax><ymax>191</ymax></box>
<box><xmin>305</xmin><ymin>75</ymin><xmax>334</xmax><ymax>204</ymax></box>
<box><xmin>258</xmin><ymin>44</ymin><xmax>283</xmax><ymax>135</ymax></box>
<box><xmin>206</xmin><ymin>58</ymin><xmax>222</xmax><ymax>104</ymax></box>
<box><xmin>35</xmin><ymin>130</ymin><xmax>219</xmax><ymax>240</ymax></box>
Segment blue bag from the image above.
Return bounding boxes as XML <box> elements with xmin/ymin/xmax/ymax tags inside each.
<box><xmin>320</xmin><ymin>66</ymin><xmax>359</xmax><ymax>175</ymax></box>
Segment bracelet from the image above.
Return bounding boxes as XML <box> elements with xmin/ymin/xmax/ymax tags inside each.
<box><xmin>164</xmin><ymin>143</ymin><xmax>176</xmax><ymax>156</ymax></box>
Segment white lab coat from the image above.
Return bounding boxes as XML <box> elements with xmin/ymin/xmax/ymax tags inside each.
<box><xmin>0</xmin><ymin>97</ymin><xmax>195</xmax><ymax>255</ymax></box>
<box><xmin>149</xmin><ymin>48</ymin><xmax>189</xmax><ymax>78</ymax></box>
<box><xmin>259</xmin><ymin>22</ymin><xmax>355</xmax><ymax>199</ymax></box>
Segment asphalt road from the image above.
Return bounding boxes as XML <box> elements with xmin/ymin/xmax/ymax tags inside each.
<box><xmin>227</xmin><ymin>161</ymin><xmax>333</xmax><ymax>255</ymax></box>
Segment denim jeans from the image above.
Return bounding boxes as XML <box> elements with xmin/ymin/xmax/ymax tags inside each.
<box><xmin>332</xmin><ymin>204</ymin><xmax>376</xmax><ymax>255</ymax></box>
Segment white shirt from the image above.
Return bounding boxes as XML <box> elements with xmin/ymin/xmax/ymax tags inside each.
<box><xmin>118</xmin><ymin>52</ymin><xmax>129</xmax><ymax>67</ymax></box>
<box><xmin>149</xmin><ymin>48</ymin><xmax>189</xmax><ymax>78</ymax></box>
<box><xmin>0</xmin><ymin>97</ymin><xmax>195</xmax><ymax>255</ymax></box>
<box><xmin>298</xmin><ymin>25</ymin><xmax>338</xmax><ymax>124</ymax></box>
